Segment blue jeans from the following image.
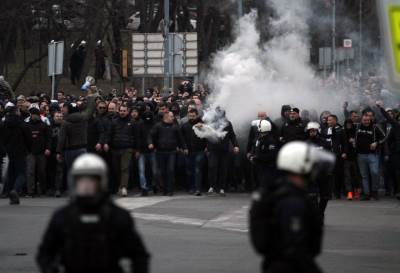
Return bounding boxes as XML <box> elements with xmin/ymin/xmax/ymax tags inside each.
<box><xmin>357</xmin><ymin>153</ymin><xmax>380</xmax><ymax>195</ymax></box>
<box><xmin>6</xmin><ymin>157</ymin><xmax>27</xmax><ymax>194</ymax></box>
<box><xmin>156</xmin><ymin>152</ymin><xmax>176</xmax><ymax>194</ymax></box>
<box><xmin>138</xmin><ymin>153</ymin><xmax>157</xmax><ymax>191</ymax></box>
<box><xmin>185</xmin><ymin>152</ymin><xmax>205</xmax><ymax>192</ymax></box>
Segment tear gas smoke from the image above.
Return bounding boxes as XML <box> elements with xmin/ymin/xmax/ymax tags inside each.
<box><xmin>193</xmin><ymin>107</ymin><xmax>228</xmax><ymax>143</ymax></box>
<box><xmin>196</xmin><ymin>0</ymin><xmax>355</xmax><ymax>140</ymax></box>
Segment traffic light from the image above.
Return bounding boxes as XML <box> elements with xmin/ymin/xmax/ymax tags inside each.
<box><xmin>378</xmin><ymin>0</ymin><xmax>400</xmax><ymax>92</ymax></box>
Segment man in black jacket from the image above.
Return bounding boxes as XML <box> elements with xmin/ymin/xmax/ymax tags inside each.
<box><xmin>26</xmin><ymin>107</ymin><xmax>51</xmax><ymax>196</ymax></box>
<box><xmin>137</xmin><ymin>111</ymin><xmax>156</xmax><ymax>196</ymax></box>
<box><xmin>87</xmin><ymin>100</ymin><xmax>107</xmax><ymax>153</ymax></box>
<box><xmin>1</xmin><ymin>106</ymin><xmax>32</xmax><ymax>204</ymax></box>
<box><xmin>149</xmin><ymin>111</ymin><xmax>187</xmax><ymax>196</ymax></box>
<box><xmin>355</xmin><ymin>114</ymin><xmax>385</xmax><ymax>200</ymax></box>
<box><xmin>57</xmin><ymin>94</ymin><xmax>97</xmax><ymax>172</ymax></box>
<box><xmin>280</xmin><ymin>108</ymin><xmax>306</xmax><ymax>144</ymax></box>
<box><xmin>377</xmin><ymin>102</ymin><xmax>400</xmax><ymax>200</ymax></box>
<box><xmin>206</xmin><ymin>108</ymin><xmax>239</xmax><ymax>196</ymax></box>
<box><xmin>321</xmin><ymin>115</ymin><xmax>347</xmax><ymax>199</ymax></box>
<box><xmin>36</xmin><ymin>153</ymin><xmax>150</xmax><ymax>273</ymax></box>
<box><xmin>343</xmin><ymin>119</ymin><xmax>361</xmax><ymax>200</ymax></box>
<box><xmin>48</xmin><ymin>111</ymin><xmax>64</xmax><ymax>197</ymax></box>
<box><xmin>105</xmin><ymin>105</ymin><xmax>141</xmax><ymax>197</ymax></box>
<box><xmin>181</xmin><ymin>109</ymin><xmax>207</xmax><ymax>195</ymax></box>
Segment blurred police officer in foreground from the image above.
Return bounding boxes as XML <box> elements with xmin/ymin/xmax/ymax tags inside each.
<box><xmin>250</xmin><ymin>141</ymin><xmax>335</xmax><ymax>273</ymax></box>
<box><xmin>36</xmin><ymin>153</ymin><xmax>150</xmax><ymax>273</ymax></box>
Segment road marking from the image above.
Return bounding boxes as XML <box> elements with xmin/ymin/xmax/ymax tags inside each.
<box><xmin>324</xmin><ymin>248</ymin><xmax>400</xmax><ymax>258</ymax></box>
<box><xmin>132</xmin><ymin>205</ymin><xmax>249</xmax><ymax>233</ymax></box>
<box><xmin>203</xmin><ymin>206</ymin><xmax>249</xmax><ymax>232</ymax></box>
<box><xmin>115</xmin><ymin>196</ymin><xmax>192</xmax><ymax>210</ymax></box>
<box><xmin>133</xmin><ymin>212</ymin><xmax>206</xmax><ymax>227</ymax></box>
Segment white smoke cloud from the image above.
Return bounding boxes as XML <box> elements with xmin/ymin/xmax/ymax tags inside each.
<box><xmin>201</xmin><ymin>0</ymin><xmax>348</xmax><ymax>139</ymax></box>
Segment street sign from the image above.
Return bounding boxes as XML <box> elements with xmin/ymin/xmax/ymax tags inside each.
<box><xmin>48</xmin><ymin>41</ymin><xmax>64</xmax><ymax>77</ymax></box>
<box><xmin>343</xmin><ymin>39</ymin><xmax>352</xmax><ymax>48</ymax></box>
<box><xmin>132</xmin><ymin>32</ymin><xmax>198</xmax><ymax>76</ymax></box>
<box><xmin>378</xmin><ymin>0</ymin><xmax>400</xmax><ymax>92</ymax></box>
<box><xmin>48</xmin><ymin>41</ymin><xmax>64</xmax><ymax>100</ymax></box>
<box><xmin>319</xmin><ymin>47</ymin><xmax>332</xmax><ymax>68</ymax></box>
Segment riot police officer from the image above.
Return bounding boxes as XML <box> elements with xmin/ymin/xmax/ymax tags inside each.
<box><xmin>249</xmin><ymin>120</ymin><xmax>278</xmax><ymax>190</ymax></box>
<box><xmin>36</xmin><ymin>153</ymin><xmax>150</xmax><ymax>273</ymax></box>
<box><xmin>250</xmin><ymin>141</ymin><xmax>335</xmax><ymax>273</ymax></box>
<box><xmin>306</xmin><ymin>122</ymin><xmax>332</xmax><ymax>219</ymax></box>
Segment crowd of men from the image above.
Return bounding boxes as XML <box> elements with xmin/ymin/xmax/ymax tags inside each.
<box><xmin>0</xmin><ymin>79</ymin><xmax>399</xmax><ymax>204</ymax></box>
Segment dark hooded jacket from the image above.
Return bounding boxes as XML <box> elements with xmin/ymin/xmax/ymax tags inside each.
<box><xmin>27</xmin><ymin>118</ymin><xmax>51</xmax><ymax>155</ymax></box>
<box><xmin>207</xmin><ymin>120</ymin><xmax>239</xmax><ymax>153</ymax></box>
<box><xmin>149</xmin><ymin>121</ymin><xmax>186</xmax><ymax>152</ymax></box>
<box><xmin>280</xmin><ymin>118</ymin><xmax>306</xmax><ymax>144</ymax></box>
<box><xmin>181</xmin><ymin>118</ymin><xmax>207</xmax><ymax>153</ymax></box>
<box><xmin>108</xmin><ymin>116</ymin><xmax>141</xmax><ymax>150</ymax></box>
<box><xmin>87</xmin><ymin>114</ymin><xmax>106</xmax><ymax>152</ymax></box>
<box><xmin>379</xmin><ymin>106</ymin><xmax>400</xmax><ymax>154</ymax></box>
<box><xmin>273</xmin><ymin>105</ymin><xmax>291</xmax><ymax>130</ymax></box>
<box><xmin>138</xmin><ymin>112</ymin><xmax>155</xmax><ymax>153</ymax></box>
<box><xmin>1</xmin><ymin>114</ymin><xmax>32</xmax><ymax>158</ymax></box>
<box><xmin>57</xmin><ymin>96</ymin><xmax>96</xmax><ymax>153</ymax></box>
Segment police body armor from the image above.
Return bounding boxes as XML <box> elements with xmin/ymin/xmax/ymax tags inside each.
<box><xmin>250</xmin><ymin>178</ymin><xmax>323</xmax><ymax>273</ymax></box>
<box><xmin>62</xmin><ymin>205</ymin><xmax>115</xmax><ymax>272</ymax></box>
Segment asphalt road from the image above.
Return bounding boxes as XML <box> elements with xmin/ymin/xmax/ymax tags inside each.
<box><xmin>0</xmin><ymin>194</ymin><xmax>399</xmax><ymax>273</ymax></box>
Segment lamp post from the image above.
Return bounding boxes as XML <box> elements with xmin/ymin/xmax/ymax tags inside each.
<box><xmin>164</xmin><ymin>0</ymin><xmax>171</xmax><ymax>92</ymax></box>
<box><xmin>238</xmin><ymin>0</ymin><xmax>243</xmax><ymax>18</ymax></box>
<box><xmin>359</xmin><ymin>0</ymin><xmax>363</xmax><ymax>82</ymax></box>
<box><xmin>332</xmin><ymin>0</ymin><xmax>336</xmax><ymax>77</ymax></box>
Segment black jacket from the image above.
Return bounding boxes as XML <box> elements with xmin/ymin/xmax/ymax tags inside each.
<box><xmin>36</xmin><ymin>200</ymin><xmax>150</xmax><ymax>273</ymax></box>
<box><xmin>246</xmin><ymin>119</ymin><xmax>278</xmax><ymax>154</ymax></box>
<box><xmin>57</xmin><ymin>112</ymin><xmax>89</xmax><ymax>152</ymax></box>
<box><xmin>87</xmin><ymin>114</ymin><xmax>106</xmax><ymax>152</ymax></box>
<box><xmin>250</xmin><ymin>178</ymin><xmax>323</xmax><ymax>273</ymax></box>
<box><xmin>321</xmin><ymin>125</ymin><xmax>346</xmax><ymax>155</ymax></box>
<box><xmin>207</xmin><ymin>120</ymin><xmax>238</xmax><ymax>152</ymax></box>
<box><xmin>181</xmin><ymin>118</ymin><xmax>207</xmax><ymax>153</ymax></box>
<box><xmin>379</xmin><ymin>106</ymin><xmax>400</xmax><ymax>154</ymax></box>
<box><xmin>280</xmin><ymin>119</ymin><xmax>306</xmax><ymax>144</ymax></box>
<box><xmin>149</xmin><ymin>121</ymin><xmax>186</xmax><ymax>152</ymax></box>
<box><xmin>343</xmin><ymin>125</ymin><xmax>358</xmax><ymax>159</ymax></box>
<box><xmin>57</xmin><ymin>96</ymin><xmax>96</xmax><ymax>153</ymax></box>
<box><xmin>251</xmin><ymin>133</ymin><xmax>278</xmax><ymax>166</ymax></box>
<box><xmin>307</xmin><ymin>135</ymin><xmax>330</xmax><ymax>150</ymax></box>
<box><xmin>1</xmin><ymin>114</ymin><xmax>32</xmax><ymax>159</ymax></box>
<box><xmin>109</xmin><ymin>116</ymin><xmax>141</xmax><ymax>150</ymax></box>
<box><xmin>27</xmin><ymin>119</ymin><xmax>51</xmax><ymax>155</ymax></box>
<box><xmin>355</xmin><ymin>123</ymin><xmax>385</xmax><ymax>154</ymax></box>
<box><xmin>50</xmin><ymin>122</ymin><xmax>61</xmax><ymax>153</ymax></box>
<box><xmin>138</xmin><ymin>115</ymin><xmax>155</xmax><ymax>153</ymax></box>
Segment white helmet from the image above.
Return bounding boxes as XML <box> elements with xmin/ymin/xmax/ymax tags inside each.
<box><xmin>277</xmin><ymin>141</ymin><xmax>335</xmax><ymax>175</ymax></box>
<box><xmin>258</xmin><ymin>120</ymin><xmax>272</xmax><ymax>133</ymax></box>
<box><xmin>69</xmin><ymin>153</ymin><xmax>108</xmax><ymax>195</ymax></box>
<box><xmin>306</xmin><ymin>121</ymin><xmax>321</xmax><ymax>132</ymax></box>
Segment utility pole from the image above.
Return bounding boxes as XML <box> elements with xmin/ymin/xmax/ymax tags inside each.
<box><xmin>238</xmin><ymin>0</ymin><xmax>243</xmax><ymax>18</ymax></box>
<box><xmin>332</xmin><ymin>0</ymin><xmax>336</xmax><ymax>78</ymax></box>
<box><xmin>359</xmin><ymin>0</ymin><xmax>363</xmax><ymax>82</ymax></box>
<box><xmin>164</xmin><ymin>0</ymin><xmax>170</xmax><ymax>91</ymax></box>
